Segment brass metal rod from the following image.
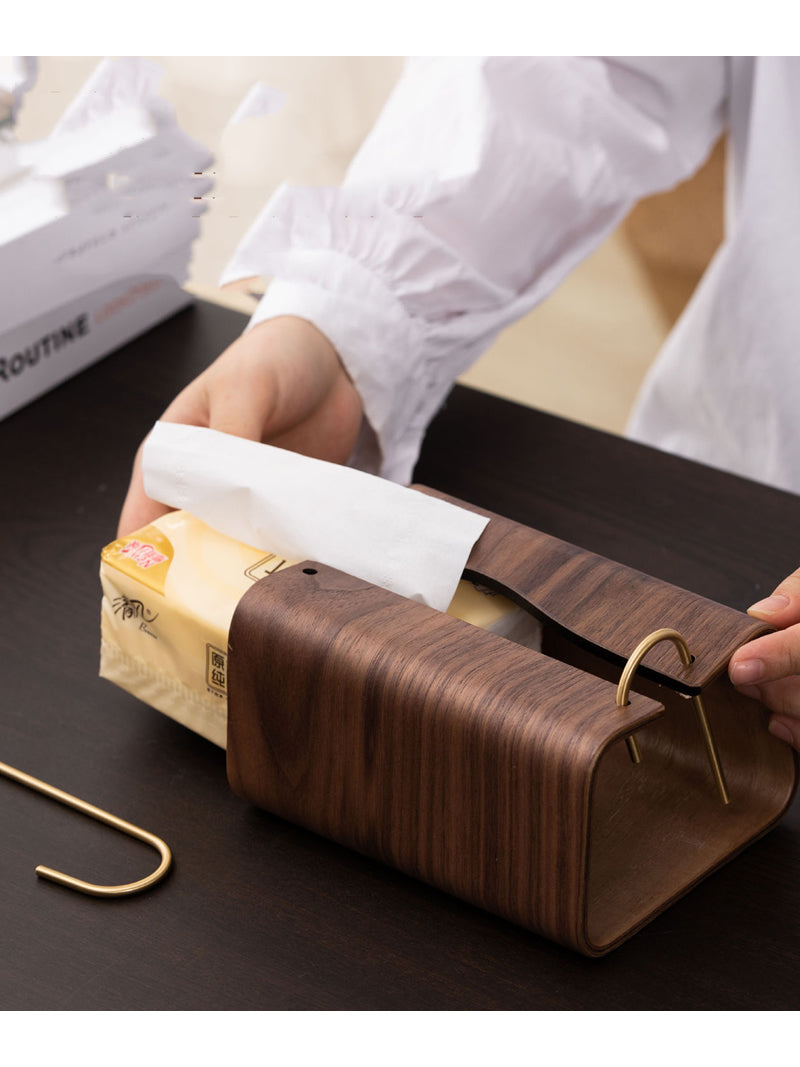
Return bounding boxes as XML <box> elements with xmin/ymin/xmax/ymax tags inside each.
<box><xmin>616</xmin><ymin>628</ymin><xmax>688</xmax><ymax>767</ymax></box>
<box><xmin>0</xmin><ymin>758</ymin><xmax>172</xmax><ymax>897</ymax></box>
<box><xmin>691</xmin><ymin>693</ymin><xmax>730</xmax><ymax>806</ymax></box>
<box><xmin>624</xmin><ymin>735</ymin><xmax>642</xmax><ymax>763</ymax></box>
<box><xmin>615</xmin><ymin>627</ymin><xmax>730</xmax><ymax>805</ymax></box>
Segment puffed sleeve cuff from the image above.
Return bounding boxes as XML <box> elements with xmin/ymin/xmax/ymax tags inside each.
<box><xmin>220</xmin><ymin>59</ymin><xmax>728</xmax><ymax>483</ymax></box>
<box><xmin>249</xmin><ymin>272</ymin><xmax>427</xmax><ymax>483</ymax></box>
<box><xmin>220</xmin><ymin>184</ymin><xmax>513</xmax><ymax>483</ymax></box>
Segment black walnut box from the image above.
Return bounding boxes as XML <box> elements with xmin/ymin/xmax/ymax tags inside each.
<box><xmin>225</xmin><ymin>488</ymin><xmax>797</xmax><ymax>955</ymax></box>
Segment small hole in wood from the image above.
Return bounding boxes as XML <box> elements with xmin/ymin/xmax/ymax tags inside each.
<box><xmin>302</xmin><ymin>568</ymin><xmax>318</xmax><ymax>575</ymax></box>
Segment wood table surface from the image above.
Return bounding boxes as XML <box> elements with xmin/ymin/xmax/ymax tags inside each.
<box><xmin>2</xmin><ymin>298</ymin><xmax>799</xmax><ymax>1010</ymax></box>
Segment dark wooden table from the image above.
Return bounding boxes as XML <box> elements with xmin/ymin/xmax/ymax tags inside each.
<box><xmin>2</xmin><ymin>299</ymin><xmax>799</xmax><ymax>1010</ymax></box>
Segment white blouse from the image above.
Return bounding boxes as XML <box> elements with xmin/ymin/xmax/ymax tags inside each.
<box><xmin>222</xmin><ymin>57</ymin><xmax>800</xmax><ymax>494</ymax></box>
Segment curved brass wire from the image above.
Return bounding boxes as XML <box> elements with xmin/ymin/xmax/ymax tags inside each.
<box><xmin>616</xmin><ymin>627</ymin><xmax>730</xmax><ymax>806</ymax></box>
<box><xmin>0</xmin><ymin>758</ymin><xmax>172</xmax><ymax>897</ymax></box>
<box><xmin>616</xmin><ymin>628</ymin><xmax>692</xmax><ymax>706</ymax></box>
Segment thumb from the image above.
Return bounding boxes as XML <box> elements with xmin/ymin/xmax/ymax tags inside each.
<box><xmin>747</xmin><ymin>566</ymin><xmax>800</xmax><ymax>628</ymax></box>
<box><xmin>117</xmin><ymin>441</ymin><xmax>172</xmax><ymax>537</ymax></box>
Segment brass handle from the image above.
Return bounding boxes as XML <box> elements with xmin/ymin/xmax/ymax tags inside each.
<box><xmin>616</xmin><ymin>628</ymin><xmax>730</xmax><ymax>806</ymax></box>
<box><xmin>0</xmin><ymin>759</ymin><xmax>172</xmax><ymax>897</ymax></box>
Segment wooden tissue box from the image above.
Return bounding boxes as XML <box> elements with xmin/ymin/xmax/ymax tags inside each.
<box><xmin>225</xmin><ymin>487</ymin><xmax>797</xmax><ymax>956</ymax></box>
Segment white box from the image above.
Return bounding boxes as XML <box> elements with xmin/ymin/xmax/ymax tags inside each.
<box><xmin>0</xmin><ymin>273</ymin><xmax>191</xmax><ymax>420</ymax></box>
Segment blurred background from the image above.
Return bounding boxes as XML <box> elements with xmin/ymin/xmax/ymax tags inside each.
<box><xmin>15</xmin><ymin>56</ymin><xmax>725</xmax><ymax>438</ymax></box>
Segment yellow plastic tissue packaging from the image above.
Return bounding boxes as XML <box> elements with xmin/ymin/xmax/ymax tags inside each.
<box><xmin>100</xmin><ymin>510</ymin><xmax>541</xmax><ymax>748</ymax></box>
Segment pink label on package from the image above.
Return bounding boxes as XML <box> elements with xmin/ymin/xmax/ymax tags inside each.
<box><xmin>120</xmin><ymin>540</ymin><xmax>168</xmax><ymax>569</ymax></box>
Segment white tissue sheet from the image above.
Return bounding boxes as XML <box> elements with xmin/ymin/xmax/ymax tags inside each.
<box><xmin>142</xmin><ymin>421</ymin><xmax>489</xmax><ymax>611</ymax></box>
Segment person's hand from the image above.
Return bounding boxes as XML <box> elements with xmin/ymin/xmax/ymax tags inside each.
<box><xmin>117</xmin><ymin>315</ymin><xmax>363</xmax><ymax>537</ymax></box>
<box><xmin>728</xmin><ymin>567</ymin><xmax>800</xmax><ymax>750</ymax></box>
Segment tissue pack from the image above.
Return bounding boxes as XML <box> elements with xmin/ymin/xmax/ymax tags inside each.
<box><xmin>101</xmin><ymin>490</ymin><xmax>797</xmax><ymax>955</ymax></box>
<box><xmin>99</xmin><ymin>510</ymin><xmax>541</xmax><ymax>748</ymax></box>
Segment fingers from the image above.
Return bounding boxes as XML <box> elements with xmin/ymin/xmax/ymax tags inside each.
<box><xmin>116</xmin><ymin>316</ymin><xmax>364</xmax><ymax>537</ymax></box>
<box><xmin>163</xmin><ymin>318</ymin><xmax>331</xmax><ymax>443</ymax></box>
<box><xmin>116</xmin><ymin>442</ymin><xmax>173</xmax><ymax>537</ymax></box>
<box><xmin>729</xmin><ymin>635</ymin><xmax>800</xmax><ymax>752</ymax></box>
<box><xmin>737</xmin><ymin>674</ymin><xmax>800</xmax><ymax>750</ymax></box>
<box><xmin>265</xmin><ymin>369</ymin><xmax>364</xmax><ymax>464</ymax></box>
<box><xmin>117</xmin><ymin>376</ymin><xmax>212</xmax><ymax>537</ymax></box>
<box><xmin>209</xmin><ymin>318</ymin><xmax>342</xmax><ymax>438</ymax></box>
<box><xmin>159</xmin><ymin>376</ymin><xmax>212</xmax><ymax>429</ymax></box>
<box><xmin>730</xmin><ymin>567</ymin><xmax>800</xmax><ymax>753</ymax></box>
<box><xmin>734</xmin><ymin>672</ymin><xmax>800</xmax><ymax>714</ymax></box>
<box><xmin>729</xmin><ymin>622</ymin><xmax>800</xmax><ymax>689</ymax></box>
<box><xmin>767</xmin><ymin>713</ymin><xmax>800</xmax><ymax>749</ymax></box>
<box><xmin>760</xmin><ymin>675</ymin><xmax>800</xmax><ymax>717</ymax></box>
<box><xmin>746</xmin><ymin>565</ymin><xmax>800</xmax><ymax>628</ymax></box>
<box><xmin>201</xmin><ymin>318</ymin><xmax>362</xmax><ymax>458</ymax></box>
<box><xmin>205</xmin><ymin>368</ymin><xmax>274</xmax><ymax>442</ymax></box>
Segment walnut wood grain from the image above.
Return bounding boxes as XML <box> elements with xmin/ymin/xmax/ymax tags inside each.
<box><xmin>414</xmin><ymin>485</ymin><xmax>770</xmax><ymax>692</ymax></box>
<box><xmin>544</xmin><ymin>629</ymin><xmax>797</xmax><ymax>948</ymax></box>
<box><xmin>227</xmin><ymin>563</ymin><xmax>663</xmax><ymax>953</ymax></box>
<box><xmin>226</xmin><ymin>561</ymin><xmax>797</xmax><ymax>955</ymax></box>
<box><xmin>5</xmin><ymin>298</ymin><xmax>800</xmax><ymax>1006</ymax></box>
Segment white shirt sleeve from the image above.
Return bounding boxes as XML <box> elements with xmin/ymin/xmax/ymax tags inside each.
<box><xmin>221</xmin><ymin>57</ymin><xmax>728</xmax><ymax>483</ymax></box>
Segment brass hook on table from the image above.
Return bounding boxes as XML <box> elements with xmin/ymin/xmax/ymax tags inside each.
<box><xmin>0</xmin><ymin>758</ymin><xmax>172</xmax><ymax>897</ymax></box>
<box><xmin>616</xmin><ymin>627</ymin><xmax>730</xmax><ymax>806</ymax></box>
